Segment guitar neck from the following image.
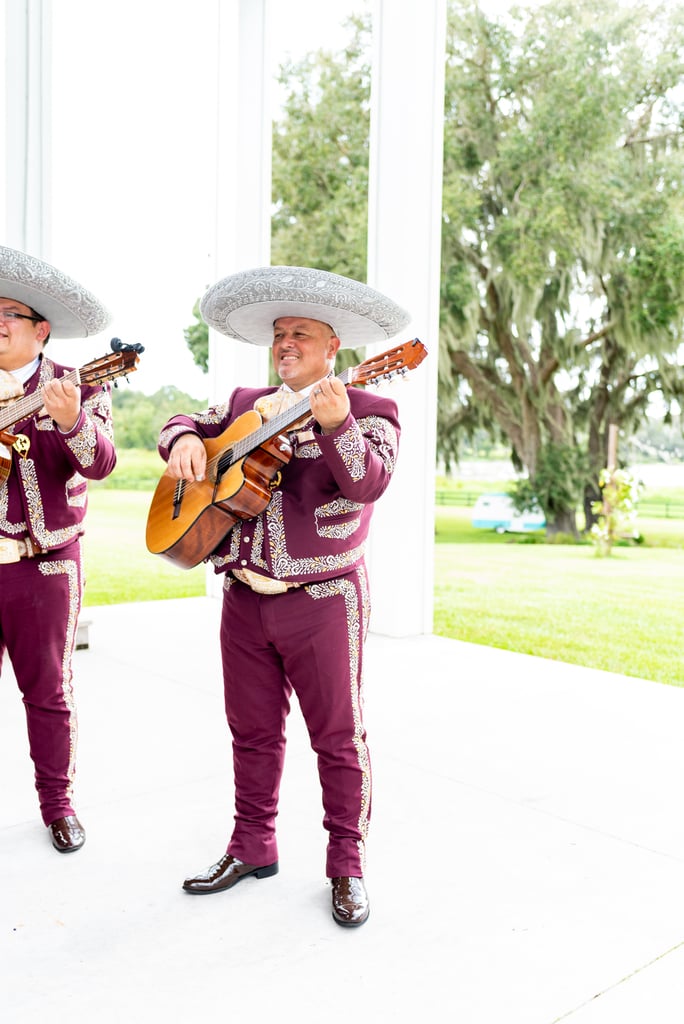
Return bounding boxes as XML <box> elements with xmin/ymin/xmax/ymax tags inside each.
<box><xmin>230</xmin><ymin>367</ymin><xmax>354</xmax><ymax>464</ymax></box>
<box><xmin>0</xmin><ymin>368</ymin><xmax>81</xmax><ymax>432</ymax></box>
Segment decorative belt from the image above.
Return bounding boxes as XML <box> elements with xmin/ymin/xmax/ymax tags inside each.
<box><xmin>232</xmin><ymin>568</ymin><xmax>301</xmax><ymax>595</ymax></box>
<box><xmin>0</xmin><ymin>536</ymin><xmax>43</xmax><ymax>564</ymax></box>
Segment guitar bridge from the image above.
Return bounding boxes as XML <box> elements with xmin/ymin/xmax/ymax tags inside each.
<box><xmin>172</xmin><ymin>479</ymin><xmax>185</xmax><ymax>520</ymax></box>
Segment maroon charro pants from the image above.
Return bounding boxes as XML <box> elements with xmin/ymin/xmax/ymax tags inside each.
<box><xmin>221</xmin><ymin>567</ymin><xmax>372</xmax><ymax>878</ymax></box>
<box><xmin>0</xmin><ymin>539</ymin><xmax>82</xmax><ymax>825</ymax></box>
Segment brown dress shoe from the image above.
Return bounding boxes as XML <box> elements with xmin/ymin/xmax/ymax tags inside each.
<box><xmin>48</xmin><ymin>815</ymin><xmax>86</xmax><ymax>853</ymax></box>
<box><xmin>331</xmin><ymin>876</ymin><xmax>370</xmax><ymax>927</ymax></box>
<box><xmin>182</xmin><ymin>853</ymin><xmax>279</xmax><ymax>895</ymax></box>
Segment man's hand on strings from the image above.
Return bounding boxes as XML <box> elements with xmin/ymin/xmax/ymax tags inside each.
<box><xmin>310</xmin><ymin>377</ymin><xmax>350</xmax><ymax>434</ymax></box>
<box><xmin>41</xmin><ymin>377</ymin><xmax>82</xmax><ymax>433</ymax></box>
<box><xmin>167</xmin><ymin>434</ymin><xmax>207</xmax><ymax>482</ymax></box>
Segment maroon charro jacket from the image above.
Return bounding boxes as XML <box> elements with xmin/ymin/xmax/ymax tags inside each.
<box><xmin>0</xmin><ymin>355</ymin><xmax>116</xmax><ymax>552</ymax></box>
<box><xmin>158</xmin><ymin>385</ymin><xmax>400</xmax><ymax>584</ymax></box>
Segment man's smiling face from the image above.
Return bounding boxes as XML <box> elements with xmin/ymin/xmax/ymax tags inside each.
<box><xmin>271</xmin><ymin>317</ymin><xmax>340</xmax><ymax>391</ymax></box>
<box><xmin>0</xmin><ymin>299</ymin><xmax>49</xmax><ymax>371</ymax></box>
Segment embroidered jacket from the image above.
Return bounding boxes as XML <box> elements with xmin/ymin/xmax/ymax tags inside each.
<box><xmin>0</xmin><ymin>355</ymin><xmax>117</xmax><ymax>551</ymax></box>
<box><xmin>158</xmin><ymin>386</ymin><xmax>400</xmax><ymax>583</ymax></box>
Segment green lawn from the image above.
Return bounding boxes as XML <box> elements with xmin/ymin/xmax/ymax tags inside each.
<box><xmin>435</xmin><ymin>525</ymin><xmax>684</xmax><ymax>686</ymax></box>
<box><xmin>82</xmin><ymin>489</ymin><xmax>206</xmax><ymax>606</ymax></box>
<box><xmin>80</xmin><ymin>451</ymin><xmax>684</xmax><ymax>688</ymax></box>
<box><xmin>434</xmin><ymin>506</ymin><xmax>684</xmax><ymax>686</ymax></box>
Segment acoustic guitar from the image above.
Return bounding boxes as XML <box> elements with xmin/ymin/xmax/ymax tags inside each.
<box><xmin>0</xmin><ymin>341</ymin><xmax>142</xmax><ymax>484</ymax></box>
<box><xmin>145</xmin><ymin>338</ymin><xmax>427</xmax><ymax>569</ymax></box>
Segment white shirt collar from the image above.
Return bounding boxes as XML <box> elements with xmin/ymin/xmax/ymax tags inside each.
<box><xmin>11</xmin><ymin>356</ymin><xmax>41</xmax><ymax>385</ymax></box>
<box><xmin>281</xmin><ymin>374</ymin><xmax>331</xmax><ymax>397</ymax></box>
<box><xmin>282</xmin><ymin>383</ymin><xmax>314</xmax><ymax>397</ymax></box>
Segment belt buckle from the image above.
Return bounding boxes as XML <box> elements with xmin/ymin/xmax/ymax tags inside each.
<box><xmin>233</xmin><ymin>568</ymin><xmax>291</xmax><ymax>594</ymax></box>
<box><xmin>0</xmin><ymin>538</ymin><xmax>21</xmax><ymax>564</ymax></box>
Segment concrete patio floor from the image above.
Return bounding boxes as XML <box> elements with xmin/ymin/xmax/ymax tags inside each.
<box><xmin>2</xmin><ymin>595</ymin><xmax>684</xmax><ymax>1023</ymax></box>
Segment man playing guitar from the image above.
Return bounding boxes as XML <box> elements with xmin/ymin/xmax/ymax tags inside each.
<box><xmin>0</xmin><ymin>245</ymin><xmax>116</xmax><ymax>854</ymax></box>
<box><xmin>157</xmin><ymin>265</ymin><xmax>411</xmax><ymax>928</ymax></box>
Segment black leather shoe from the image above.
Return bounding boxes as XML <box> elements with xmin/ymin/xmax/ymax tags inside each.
<box><xmin>48</xmin><ymin>815</ymin><xmax>86</xmax><ymax>853</ymax></box>
<box><xmin>331</xmin><ymin>876</ymin><xmax>370</xmax><ymax>927</ymax></box>
<box><xmin>182</xmin><ymin>853</ymin><xmax>279</xmax><ymax>895</ymax></box>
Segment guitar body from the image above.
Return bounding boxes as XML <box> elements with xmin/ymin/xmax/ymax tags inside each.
<box><xmin>145</xmin><ymin>410</ymin><xmax>293</xmax><ymax>568</ymax></box>
<box><xmin>0</xmin><ymin>440</ymin><xmax>11</xmax><ymax>484</ymax></box>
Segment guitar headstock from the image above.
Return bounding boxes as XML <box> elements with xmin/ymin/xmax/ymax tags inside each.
<box><xmin>79</xmin><ymin>347</ymin><xmax>140</xmax><ymax>387</ymax></box>
<box><xmin>350</xmin><ymin>338</ymin><xmax>427</xmax><ymax>386</ymax></box>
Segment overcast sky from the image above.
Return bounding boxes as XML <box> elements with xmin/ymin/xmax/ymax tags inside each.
<box><xmin>2</xmin><ymin>0</ymin><xmax>519</xmax><ymax>399</ymax></box>
<box><xmin>46</xmin><ymin>0</ymin><xmax>362</xmax><ymax>398</ymax></box>
<box><xmin>0</xmin><ymin>0</ymin><xmax>364</xmax><ymax>397</ymax></box>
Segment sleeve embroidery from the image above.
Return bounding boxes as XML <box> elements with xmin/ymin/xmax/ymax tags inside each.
<box><xmin>332</xmin><ymin>415</ymin><xmax>398</xmax><ymax>482</ymax></box>
<box><xmin>65</xmin><ymin>417</ymin><xmax>98</xmax><ymax>468</ymax></box>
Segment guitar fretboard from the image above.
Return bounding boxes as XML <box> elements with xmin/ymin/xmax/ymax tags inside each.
<box><xmin>215</xmin><ymin>366</ymin><xmax>354</xmax><ymax>474</ymax></box>
<box><xmin>0</xmin><ymin>368</ymin><xmax>81</xmax><ymax>432</ymax></box>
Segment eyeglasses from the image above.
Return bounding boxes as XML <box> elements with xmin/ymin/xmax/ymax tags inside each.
<box><xmin>0</xmin><ymin>311</ymin><xmax>43</xmax><ymax>324</ymax></box>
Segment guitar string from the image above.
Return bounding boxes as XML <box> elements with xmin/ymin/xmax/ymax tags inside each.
<box><xmin>174</xmin><ymin>391</ymin><xmax>314</xmax><ymax>503</ymax></box>
<box><xmin>171</xmin><ymin>366</ymin><xmax>357</xmax><ymax>502</ymax></box>
<box><xmin>166</xmin><ymin>350</ymin><xmax>412</xmax><ymax>502</ymax></box>
<box><xmin>0</xmin><ymin>353</ymin><xmax>137</xmax><ymax>432</ymax></box>
<box><xmin>0</xmin><ymin>368</ymin><xmax>80</xmax><ymax>431</ymax></box>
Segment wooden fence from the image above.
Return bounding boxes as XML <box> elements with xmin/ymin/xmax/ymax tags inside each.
<box><xmin>435</xmin><ymin>491</ymin><xmax>684</xmax><ymax>520</ymax></box>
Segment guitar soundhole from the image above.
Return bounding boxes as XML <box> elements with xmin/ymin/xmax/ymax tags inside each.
<box><xmin>216</xmin><ymin>448</ymin><xmax>234</xmax><ymax>479</ymax></box>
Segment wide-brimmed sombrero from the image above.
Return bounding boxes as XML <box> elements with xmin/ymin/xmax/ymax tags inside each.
<box><xmin>0</xmin><ymin>245</ymin><xmax>111</xmax><ymax>338</ymax></box>
<box><xmin>199</xmin><ymin>265</ymin><xmax>410</xmax><ymax>348</ymax></box>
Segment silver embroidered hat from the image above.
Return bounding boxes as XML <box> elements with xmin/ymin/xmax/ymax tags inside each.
<box><xmin>199</xmin><ymin>266</ymin><xmax>410</xmax><ymax>348</ymax></box>
<box><xmin>0</xmin><ymin>245</ymin><xmax>111</xmax><ymax>338</ymax></box>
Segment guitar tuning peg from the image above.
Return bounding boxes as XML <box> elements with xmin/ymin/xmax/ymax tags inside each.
<box><xmin>110</xmin><ymin>337</ymin><xmax>145</xmax><ymax>355</ymax></box>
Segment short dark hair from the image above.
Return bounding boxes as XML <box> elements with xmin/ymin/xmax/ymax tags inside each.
<box><xmin>29</xmin><ymin>306</ymin><xmax>51</xmax><ymax>344</ymax></box>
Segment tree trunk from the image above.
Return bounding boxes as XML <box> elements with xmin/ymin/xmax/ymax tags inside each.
<box><xmin>583</xmin><ymin>484</ymin><xmax>601</xmax><ymax>533</ymax></box>
<box><xmin>546</xmin><ymin>507</ymin><xmax>579</xmax><ymax>539</ymax></box>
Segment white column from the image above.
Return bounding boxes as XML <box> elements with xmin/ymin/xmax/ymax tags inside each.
<box><xmin>4</xmin><ymin>0</ymin><xmax>52</xmax><ymax>255</ymax></box>
<box><xmin>0</xmin><ymin>1</ymin><xmax>5</xmax><ymax>235</ymax></box>
<box><xmin>208</xmin><ymin>0</ymin><xmax>270</xmax><ymax>404</ymax></box>
<box><xmin>365</xmin><ymin>0</ymin><xmax>446</xmax><ymax>636</ymax></box>
<box><xmin>206</xmin><ymin>0</ymin><xmax>271</xmax><ymax>594</ymax></box>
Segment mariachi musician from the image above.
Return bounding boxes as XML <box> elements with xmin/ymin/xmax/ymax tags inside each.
<box><xmin>157</xmin><ymin>266</ymin><xmax>410</xmax><ymax>928</ymax></box>
<box><xmin>0</xmin><ymin>245</ymin><xmax>116</xmax><ymax>853</ymax></box>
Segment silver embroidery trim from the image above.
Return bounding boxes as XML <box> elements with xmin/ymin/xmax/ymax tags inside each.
<box><xmin>66</xmin><ymin>473</ymin><xmax>87</xmax><ymax>508</ymax></box>
<box><xmin>358</xmin><ymin>414</ymin><xmax>399</xmax><ymax>474</ymax></box>
<box><xmin>159</xmin><ymin>423</ymin><xmax>196</xmax><ymax>450</ymax></box>
<box><xmin>65</xmin><ymin>417</ymin><xmax>98</xmax><ymax>468</ymax></box>
<box><xmin>294</xmin><ymin>441</ymin><xmax>321</xmax><ymax>459</ymax></box>
<box><xmin>0</xmin><ymin>477</ymin><xmax>26</xmax><ymax>534</ymax></box>
<box><xmin>314</xmin><ymin>498</ymin><xmax>364</xmax><ymax>539</ymax></box>
<box><xmin>38</xmin><ymin>557</ymin><xmax>81</xmax><ymax>801</ymax></box>
<box><xmin>19</xmin><ymin>459</ymin><xmax>82</xmax><ymax>547</ymax></box>
<box><xmin>268</xmin><ymin>491</ymin><xmax>365</xmax><ymax>576</ymax></box>
<box><xmin>308</xmin><ymin>574</ymin><xmax>371</xmax><ymax>868</ymax></box>
<box><xmin>333</xmin><ymin>422</ymin><xmax>367</xmax><ymax>482</ymax></box>
<box><xmin>160</xmin><ymin>404</ymin><xmax>230</xmax><ymax>452</ymax></box>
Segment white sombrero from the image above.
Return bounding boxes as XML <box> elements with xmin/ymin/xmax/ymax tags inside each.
<box><xmin>199</xmin><ymin>265</ymin><xmax>410</xmax><ymax>348</ymax></box>
<box><xmin>0</xmin><ymin>245</ymin><xmax>111</xmax><ymax>338</ymax></box>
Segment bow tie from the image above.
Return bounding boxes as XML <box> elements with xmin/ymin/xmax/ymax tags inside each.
<box><xmin>0</xmin><ymin>370</ymin><xmax>24</xmax><ymax>405</ymax></box>
<box><xmin>253</xmin><ymin>387</ymin><xmax>312</xmax><ymax>429</ymax></box>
